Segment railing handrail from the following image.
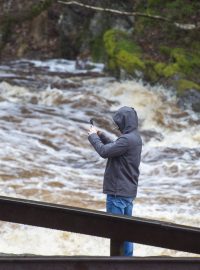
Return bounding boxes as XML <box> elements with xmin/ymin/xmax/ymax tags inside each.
<box><xmin>0</xmin><ymin>196</ymin><xmax>199</xmax><ymax>255</ymax></box>
<box><xmin>0</xmin><ymin>256</ymin><xmax>200</xmax><ymax>270</ymax></box>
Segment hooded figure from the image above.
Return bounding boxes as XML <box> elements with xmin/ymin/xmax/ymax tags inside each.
<box><xmin>88</xmin><ymin>106</ymin><xmax>142</xmax><ymax>198</ymax></box>
<box><xmin>88</xmin><ymin>106</ymin><xmax>142</xmax><ymax>256</ymax></box>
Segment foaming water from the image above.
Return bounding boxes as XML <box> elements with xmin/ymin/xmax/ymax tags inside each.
<box><xmin>0</xmin><ymin>59</ymin><xmax>199</xmax><ymax>256</ymax></box>
<box><xmin>90</xmin><ymin>79</ymin><xmax>200</xmax><ymax>147</ymax></box>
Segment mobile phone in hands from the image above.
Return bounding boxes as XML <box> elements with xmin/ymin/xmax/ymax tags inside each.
<box><xmin>90</xmin><ymin>119</ymin><xmax>94</xmax><ymax>126</ymax></box>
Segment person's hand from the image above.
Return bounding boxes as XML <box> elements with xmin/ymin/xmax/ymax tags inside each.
<box><xmin>88</xmin><ymin>126</ymin><xmax>98</xmax><ymax>136</ymax></box>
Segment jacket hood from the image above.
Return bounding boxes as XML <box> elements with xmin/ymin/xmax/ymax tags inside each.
<box><xmin>113</xmin><ymin>106</ymin><xmax>138</xmax><ymax>134</ymax></box>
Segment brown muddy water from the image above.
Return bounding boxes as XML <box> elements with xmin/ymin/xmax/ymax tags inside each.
<box><xmin>0</xmin><ymin>59</ymin><xmax>199</xmax><ymax>256</ymax></box>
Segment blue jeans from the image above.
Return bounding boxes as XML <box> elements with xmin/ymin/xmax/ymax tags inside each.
<box><xmin>106</xmin><ymin>194</ymin><xmax>134</xmax><ymax>256</ymax></box>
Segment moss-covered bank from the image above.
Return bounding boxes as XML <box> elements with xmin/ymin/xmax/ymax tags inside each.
<box><xmin>102</xmin><ymin>28</ymin><xmax>200</xmax><ymax>90</ymax></box>
<box><xmin>97</xmin><ymin>0</ymin><xmax>200</xmax><ymax>111</ymax></box>
<box><xmin>103</xmin><ymin>29</ymin><xmax>145</xmax><ymax>78</ymax></box>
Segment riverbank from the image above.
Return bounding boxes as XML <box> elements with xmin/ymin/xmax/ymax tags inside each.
<box><xmin>0</xmin><ymin>1</ymin><xmax>199</xmax><ymax>111</ymax></box>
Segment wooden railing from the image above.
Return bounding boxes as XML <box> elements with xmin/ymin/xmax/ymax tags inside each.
<box><xmin>0</xmin><ymin>196</ymin><xmax>199</xmax><ymax>269</ymax></box>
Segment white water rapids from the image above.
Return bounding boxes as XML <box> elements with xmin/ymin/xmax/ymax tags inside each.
<box><xmin>0</xmin><ymin>59</ymin><xmax>199</xmax><ymax>256</ymax></box>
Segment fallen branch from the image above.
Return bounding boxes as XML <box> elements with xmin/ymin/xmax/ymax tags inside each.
<box><xmin>58</xmin><ymin>0</ymin><xmax>200</xmax><ymax>30</ymax></box>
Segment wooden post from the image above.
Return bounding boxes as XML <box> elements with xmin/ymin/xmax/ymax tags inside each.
<box><xmin>110</xmin><ymin>239</ymin><xmax>124</xmax><ymax>256</ymax></box>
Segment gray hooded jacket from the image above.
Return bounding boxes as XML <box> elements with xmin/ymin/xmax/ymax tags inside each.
<box><xmin>88</xmin><ymin>106</ymin><xmax>142</xmax><ymax>198</ymax></box>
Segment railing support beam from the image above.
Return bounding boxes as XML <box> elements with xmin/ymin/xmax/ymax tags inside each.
<box><xmin>110</xmin><ymin>239</ymin><xmax>124</xmax><ymax>256</ymax></box>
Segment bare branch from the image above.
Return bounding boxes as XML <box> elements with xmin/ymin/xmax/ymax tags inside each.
<box><xmin>174</xmin><ymin>22</ymin><xmax>200</xmax><ymax>30</ymax></box>
<box><xmin>58</xmin><ymin>0</ymin><xmax>200</xmax><ymax>30</ymax></box>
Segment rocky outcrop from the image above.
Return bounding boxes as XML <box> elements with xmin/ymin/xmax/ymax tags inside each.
<box><xmin>177</xmin><ymin>86</ymin><xmax>200</xmax><ymax>112</ymax></box>
<box><xmin>0</xmin><ymin>0</ymin><xmax>199</xmax><ymax>111</ymax></box>
<box><xmin>0</xmin><ymin>0</ymin><xmax>133</xmax><ymax>60</ymax></box>
<box><xmin>0</xmin><ymin>0</ymin><xmax>60</xmax><ymax>59</ymax></box>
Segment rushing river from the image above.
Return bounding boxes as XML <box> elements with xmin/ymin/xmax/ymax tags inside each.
<box><xmin>0</xmin><ymin>59</ymin><xmax>199</xmax><ymax>256</ymax></box>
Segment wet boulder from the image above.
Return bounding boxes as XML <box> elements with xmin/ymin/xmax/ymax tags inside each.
<box><xmin>178</xmin><ymin>89</ymin><xmax>200</xmax><ymax>112</ymax></box>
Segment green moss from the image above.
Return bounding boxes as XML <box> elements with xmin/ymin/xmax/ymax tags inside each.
<box><xmin>157</xmin><ymin>45</ymin><xmax>200</xmax><ymax>80</ymax></box>
<box><xmin>118</xmin><ymin>39</ymin><xmax>141</xmax><ymax>56</ymax></box>
<box><xmin>171</xmin><ymin>48</ymin><xmax>190</xmax><ymax>73</ymax></box>
<box><xmin>171</xmin><ymin>47</ymin><xmax>200</xmax><ymax>75</ymax></box>
<box><xmin>154</xmin><ymin>62</ymin><xmax>167</xmax><ymax>76</ymax></box>
<box><xmin>103</xmin><ymin>29</ymin><xmax>144</xmax><ymax>76</ymax></box>
<box><xmin>104</xmin><ymin>29</ymin><xmax>141</xmax><ymax>56</ymax></box>
<box><xmin>108</xmin><ymin>1</ymin><xmax>200</xmax><ymax>84</ymax></box>
<box><xmin>116</xmin><ymin>50</ymin><xmax>145</xmax><ymax>72</ymax></box>
<box><xmin>177</xmin><ymin>79</ymin><xmax>200</xmax><ymax>96</ymax></box>
<box><xmin>103</xmin><ymin>29</ymin><xmax>117</xmax><ymax>56</ymax></box>
<box><xmin>154</xmin><ymin>62</ymin><xmax>180</xmax><ymax>78</ymax></box>
<box><xmin>162</xmin><ymin>63</ymin><xmax>180</xmax><ymax>77</ymax></box>
<box><xmin>103</xmin><ymin>28</ymin><xmax>200</xmax><ymax>81</ymax></box>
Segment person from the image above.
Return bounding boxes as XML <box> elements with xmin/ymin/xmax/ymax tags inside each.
<box><xmin>87</xmin><ymin>106</ymin><xmax>142</xmax><ymax>256</ymax></box>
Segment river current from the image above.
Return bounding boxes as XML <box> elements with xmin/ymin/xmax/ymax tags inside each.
<box><xmin>0</xmin><ymin>59</ymin><xmax>199</xmax><ymax>256</ymax></box>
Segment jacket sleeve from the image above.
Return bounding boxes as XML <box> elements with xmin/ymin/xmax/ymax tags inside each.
<box><xmin>88</xmin><ymin>133</ymin><xmax>128</xmax><ymax>158</ymax></box>
<box><xmin>97</xmin><ymin>131</ymin><xmax>113</xmax><ymax>144</ymax></box>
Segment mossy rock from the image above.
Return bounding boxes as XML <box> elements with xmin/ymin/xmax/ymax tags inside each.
<box><xmin>154</xmin><ymin>62</ymin><xmax>180</xmax><ymax>78</ymax></box>
<box><xmin>154</xmin><ymin>62</ymin><xmax>167</xmax><ymax>76</ymax></box>
<box><xmin>170</xmin><ymin>48</ymin><xmax>192</xmax><ymax>74</ymax></box>
<box><xmin>104</xmin><ymin>29</ymin><xmax>141</xmax><ymax>56</ymax></box>
<box><xmin>103</xmin><ymin>29</ymin><xmax>144</xmax><ymax>76</ymax></box>
<box><xmin>116</xmin><ymin>50</ymin><xmax>145</xmax><ymax>72</ymax></box>
<box><xmin>177</xmin><ymin>79</ymin><xmax>200</xmax><ymax>96</ymax></box>
<box><xmin>155</xmin><ymin>45</ymin><xmax>200</xmax><ymax>83</ymax></box>
<box><xmin>144</xmin><ymin>60</ymin><xmax>181</xmax><ymax>83</ymax></box>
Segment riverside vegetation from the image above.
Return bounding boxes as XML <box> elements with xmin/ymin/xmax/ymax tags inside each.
<box><xmin>0</xmin><ymin>0</ymin><xmax>199</xmax><ymax>111</ymax></box>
